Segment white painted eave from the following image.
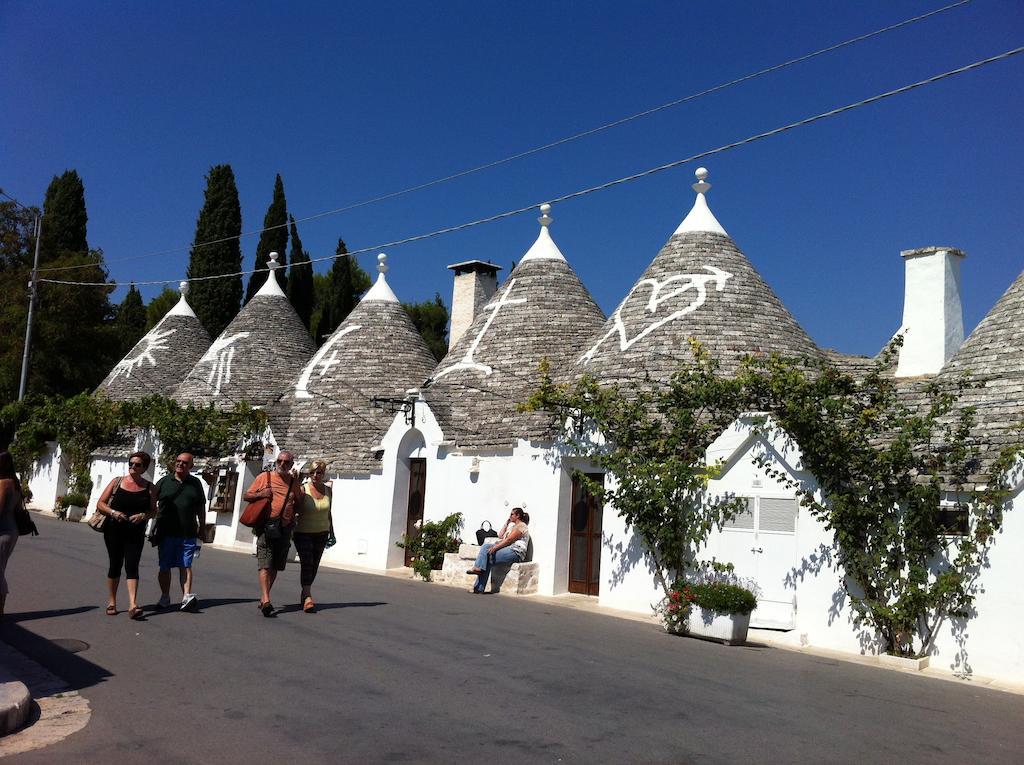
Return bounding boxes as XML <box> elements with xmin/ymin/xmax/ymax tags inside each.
<box><xmin>166</xmin><ymin>293</ymin><xmax>198</xmax><ymax>319</ymax></box>
<box><xmin>363</xmin><ymin>272</ymin><xmax>399</xmax><ymax>303</ymax></box>
<box><xmin>255</xmin><ymin>268</ymin><xmax>286</xmax><ymax>298</ymax></box>
<box><xmin>520</xmin><ymin>225</ymin><xmax>566</xmax><ymax>263</ymax></box>
<box><xmin>673</xmin><ymin>192</ymin><xmax>727</xmax><ymax>236</ymax></box>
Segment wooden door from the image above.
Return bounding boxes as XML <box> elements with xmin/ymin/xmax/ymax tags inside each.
<box><xmin>404</xmin><ymin>458</ymin><xmax>426</xmax><ymax>566</ymax></box>
<box><xmin>568</xmin><ymin>473</ymin><xmax>603</xmax><ymax>595</ymax></box>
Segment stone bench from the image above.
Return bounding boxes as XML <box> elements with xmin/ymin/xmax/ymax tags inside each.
<box><xmin>440</xmin><ymin>543</ymin><xmax>538</xmax><ymax>595</ymax></box>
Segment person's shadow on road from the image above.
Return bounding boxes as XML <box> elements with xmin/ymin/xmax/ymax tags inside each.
<box><xmin>142</xmin><ymin>597</ymin><xmax>257</xmax><ymax>617</ymax></box>
<box><xmin>273</xmin><ymin>601</ymin><xmax>387</xmax><ymax>615</ymax></box>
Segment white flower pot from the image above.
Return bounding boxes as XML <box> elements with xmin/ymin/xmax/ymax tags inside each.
<box><xmin>686</xmin><ymin>606</ymin><xmax>751</xmax><ymax>645</ymax></box>
<box><xmin>66</xmin><ymin>505</ymin><xmax>86</xmax><ymax>522</ymax></box>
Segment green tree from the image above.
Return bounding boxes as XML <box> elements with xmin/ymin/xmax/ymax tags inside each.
<box><xmin>145</xmin><ymin>287</ymin><xmax>180</xmax><ymax>330</ymax></box>
<box><xmin>403</xmin><ymin>293</ymin><xmax>449</xmax><ymax>361</ymax></box>
<box><xmin>114</xmin><ymin>284</ymin><xmax>147</xmax><ymax>355</ymax></box>
<box><xmin>0</xmin><ymin>200</ymin><xmax>38</xmax><ymax>271</ymax></box>
<box><xmin>0</xmin><ymin>201</ymin><xmax>39</xmax><ymax>403</ymax></box>
<box><xmin>186</xmin><ymin>165</ymin><xmax>243</xmax><ymax>338</ymax></box>
<box><xmin>317</xmin><ymin>239</ymin><xmax>370</xmax><ymax>344</ymax></box>
<box><xmin>38</xmin><ymin>170</ymin><xmax>88</xmax><ymax>264</ymax></box>
<box><xmin>747</xmin><ymin>342</ymin><xmax>1020</xmax><ymax>657</ymax></box>
<box><xmin>244</xmin><ymin>173</ymin><xmax>289</xmax><ymax>303</ymax></box>
<box><xmin>286</xmin><ymin>215</ymin><xmax>314</xmax><ymax>331</ymax></box>
<box><xmin>309</xmin><ymin>272</ymin><xmax>330</xmax><ymax>344</ymax></box>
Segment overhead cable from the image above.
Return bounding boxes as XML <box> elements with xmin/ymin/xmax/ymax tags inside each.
<box><xmin>38</xmin><ymin>44</ymin><xmax>1024</xmax><ymax>290</ymax></box>
<box><xmin>34</xmin><ymin>0</ymin><xmax>975</xmax><ymax>275</ymax></box>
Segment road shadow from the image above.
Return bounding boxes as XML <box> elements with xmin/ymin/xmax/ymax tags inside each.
<box><xmin>3</xmin><ymin>606</ymin><xmax>98</xmax><ymax>623</ymax></box>
<box><xmin>0</xmin><ymin>621</ymin><xmax>112</xmax><ymax>692</ymax></box>
<box><xmin>274</xmin><ymin>601</ymin><xmax>388</xmax><ymax>615</ymax></box>
<box><xmin>141</xmin><ymin>597</ymin><xmax>258</xmax><ymax>618</ymax></box>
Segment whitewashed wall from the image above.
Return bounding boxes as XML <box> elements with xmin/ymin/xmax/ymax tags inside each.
<box><xmin>27</xmin><ymin>441</ymin><xmax>68</xmax><ymax>510</ymax></box>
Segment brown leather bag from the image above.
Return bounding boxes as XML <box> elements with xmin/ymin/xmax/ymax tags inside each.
<box><xmin>239</xmin><ymin>474</ymin><xmax>272</xmax><ymax>528</ymax></box>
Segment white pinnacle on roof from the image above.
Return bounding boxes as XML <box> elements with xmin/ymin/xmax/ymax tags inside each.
<box><xmin>363</xmin><ymin>253</ymin><xmax>399</xmax><ymax>303</ymax></box>
<box><xmin>673</xmin><ymin>167</ymin><xmax>728</xmax><ymax>236</ymax></box>
<box><xmin>166</xmin><ymin>280</ymin><xmax>198</xmax><ymax>318</ymax></box>
<box><xmin>255</xmin><ymin>251</ymin><xmax>287</xmax><ymax>297</ymax></box>
<box><xmin>520</xmin><ymin>203</ymin><xmax>567</xmax><ymax>263</ymax></box>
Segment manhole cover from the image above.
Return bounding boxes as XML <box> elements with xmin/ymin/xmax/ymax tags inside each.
<box><xmin>51</xmin><ymin>639</ymin><xmax>89</xmax><ymax>653</ymax></box>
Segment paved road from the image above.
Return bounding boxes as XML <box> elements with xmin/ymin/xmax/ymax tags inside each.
<box><xmin>3</xmin><ymin>515</ymin><xmax>1024</xmax><ymax>764</ymax></box>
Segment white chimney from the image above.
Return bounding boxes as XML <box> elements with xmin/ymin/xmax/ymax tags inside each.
<box><xmin>446</xmin><ymin>260</ymin><xmax>501</xmax><ymax>349</ymax></box>
<box><xmin>894</xmin><ymin>246</ymin><xmax>966</xmax><ymax>377</ymax></box>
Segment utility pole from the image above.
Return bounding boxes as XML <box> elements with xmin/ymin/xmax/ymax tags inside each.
<box><xmin>18</xmin><ymin>214</ymin><xmax>42</xmax><ymax>401</ymax></box>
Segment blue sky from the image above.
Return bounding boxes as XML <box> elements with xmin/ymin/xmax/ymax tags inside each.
<box><xmin>3</xmin><ymin>1</ymin><xmax>1022</xmax><ymax>356</ymax></box>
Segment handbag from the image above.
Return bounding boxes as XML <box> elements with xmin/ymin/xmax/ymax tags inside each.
<box><xmin>14</xmin><ymin>495</ymin><xmax>38</xmax><ymax>537</ymax></box>
<box><xmin>240</xmin><ymin>493</ymin><xmax>272</xmax><ymax>528</ymax></box>
<box><xmin>86</xmin><ymin>477</ymin><xmax>121</xmax><ymax>533</ymax></box>
<box><xmin>476</xmin><ymin>520</ymin><xmax>498</xmax><ymax>546</ymax></box>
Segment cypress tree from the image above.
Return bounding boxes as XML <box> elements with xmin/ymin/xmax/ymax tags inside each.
<box><xmin>38</xmin><ymin>170</ymin><xmax>88</xmax><ymax>264</ymax></box>
<box><xmin>318</xmin><ymin>238</ymin><xmax>371</xmax><ymax>343</ymax></box>
<box><xmin>28</xmin><ymin>171</ymin><xmax>117</xmax><ymax>396</ymax></box>
<box><xmin>286</xmin><ymin>215</ymin><xmax>314</xmax><ymax>331</ymax></box>
<box><xmin>186</xmin><ymin>165</ymin><xmax>243</xmax><ymax>338</ymax></box>
<box><xmin>403</xmin><ymin>293</ymin><xmax>450</xmax><ymax>362</ymax></box>
<box><xmin>244</xmin><ymin>173</ymin><xmax>288</xmax><ymax>303</ymax></box>
<box><xmin>115</xmin><ymin>284</ymin><xmax>147</xmax><ymax>355</ymax></box>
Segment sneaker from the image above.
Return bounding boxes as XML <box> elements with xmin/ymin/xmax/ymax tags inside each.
<box><xmin>157</xmin><ymin>594</ymin><xmax>171</xmax><ymax>609</ymax></box>
<box><xmin>180</xmin><ymin>593</ymin><xmax>198</xmax><ymax>612</ymax></box>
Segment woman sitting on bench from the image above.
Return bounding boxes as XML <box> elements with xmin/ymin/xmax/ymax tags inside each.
<box><xmin>467</xmin><ymin>508</ymin><xmax>530</xmax><ymax>594</ymax></box>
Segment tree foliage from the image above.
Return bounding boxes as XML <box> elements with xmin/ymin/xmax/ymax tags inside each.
<box><xmin>403</xmin><ymin>293</ymin><xmax>450</xmax><ymax>362</ymax></box>
<box><xmin>525</xmin><ymin>343</ymin><xmax>750</xmax><ymax>596</ymax></box>
<box><xmin>745</xmin><ymin>342</ymin><xmax>1020</xmax><ymax>657</ymax></box>
<box><xmin>1</xmin><ymin>392</ymin><xmax>267</xmax><ymax>494</ymax></box>
<box><xmin>286</xmin><ymin>215</ymin><xmax>314</xmax><ymax>331</ymax></box>
<box><xmin>145</xmin><ymin>287</ymin><xmax>180</xmax><ymax>330</ymax></box>
<box><xmin>244</xmin><ymin>173</ymin><xmax>288</xmax><ymax>303</ymax></box>
<box><xmin>115</xmin><ymin>284</ymin><xmax>147</xmax><ymax>356</ymax></box>
<box><xmin>38</xmin><ymin>170</ymin><xmax>88</xmax><ymax>262</ymax></box>
<box><xmin>317</xmin><ymin>239</ymin><xmax>370</xmax><ymax>344</ymax></box>
<box><xmin>186</xmin><ymin>165</ymin><xmax>243</xmax><ymax>338</ymax></box>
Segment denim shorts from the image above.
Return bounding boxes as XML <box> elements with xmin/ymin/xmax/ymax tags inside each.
<box><xmin>159</xmin><ymin>536</ymin><xmax>199</xmax><ymax>571</ymax></box>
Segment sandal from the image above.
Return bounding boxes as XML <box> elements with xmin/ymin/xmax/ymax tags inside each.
<box><xmin>105</xmin><ymin>604</ymin><xmax>118</xmax><ymax>616</ymax></box>
<box><xmin>128</xmin><ymin>606</ymin><xmax>144</xmax><ymax>620</ymax></box>
<box><xmin>303</xmin><ymin>596</ymin><xmax>316</xmax><ymax>613</ymax></box>
<box><xmin>260</xmin><ymin>601</ymin><xmax>274</xmax><ymax>617</ymax></box>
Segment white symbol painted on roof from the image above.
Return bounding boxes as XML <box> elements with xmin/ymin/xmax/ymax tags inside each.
<box><xmin>198</xmin><ymin>332</ymin><xmax>250</xmax><ymax>395</ymax></box>
<box><xmin>294</xmin><ymin>324</ymin><xmax>361</xmax><ymax>399</ymax></box>
<box><xmin>432</xmin><ymin>279</ymin><xmax>527</xmax><ymax>381</ymax></box>
<box><xmin>581</xmin><ymin>266</ymin><xmax>732</xmax><ymax>363</ymax></box>
<box><xmin>109</xmin><ymin>328</ymin><xmax>177</xmax><ymax>381</ymax></box>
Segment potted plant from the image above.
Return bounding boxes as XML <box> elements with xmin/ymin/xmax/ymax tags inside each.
<box><xmin>396</xmin><ymin>512</ymin><xmax>463</xmax><ymax>581</ymax></box>
<box><xmin>667</xmin><ymin>580</ymin><xmax>757</xmax><ymax>645</ymax></box>
<box><xmin>61</xmin><ymin>491</ymin><xmax>91</xmax><ymax>522</ymax></box>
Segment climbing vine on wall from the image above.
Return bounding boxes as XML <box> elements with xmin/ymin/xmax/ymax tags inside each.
<box><xmin>1</xmin><ymin>393</ymin><xmax>267</xmax><ymax>495</ymax></box>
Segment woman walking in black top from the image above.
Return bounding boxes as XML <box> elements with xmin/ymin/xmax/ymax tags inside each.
<box><xmin>96</xmin><ymin>451</ymin><xmax>157</xmax><ymax>619</ymax></box>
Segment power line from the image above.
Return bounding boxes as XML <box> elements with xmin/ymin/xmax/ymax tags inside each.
<box><xmin>34</xmin><ymin>0</ymin><xmax>975</xmax><ymax>276</ymax></box>
<box><xmin>37</xmin><ymin>44</ymin><xmax>1024</xmax><ymax>290</ymax></box>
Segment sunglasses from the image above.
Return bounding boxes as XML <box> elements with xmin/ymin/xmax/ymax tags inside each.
<box><xmin>129</xmin><ymin>461</ymin><xmax>145</xmax><ymax>468</ymax></box>
<box><xmin>276</xmin><ymin>459</ymin><xmax>293</xmax><ymax>466</ymax></box>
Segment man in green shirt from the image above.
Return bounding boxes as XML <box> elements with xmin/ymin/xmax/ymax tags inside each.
<box><xmin>154</xmin><ymin>452</ymin><xmax>207</xmax><ymax>611</ymax></box>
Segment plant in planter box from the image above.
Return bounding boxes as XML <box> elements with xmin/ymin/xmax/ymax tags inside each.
<box><xmin>62</xmin><ymin>491</ymin><xmax>90</xmax><ymax>510</ymax></box>
<box><xmin>396</xmin><ymin>512</ymin><xmax>463</xmax><ymax>581</ymax></box>
<box><xmin>686</xmin><ymin>581</ymin><xmax>758</xmax><ymax>615</ymax></box>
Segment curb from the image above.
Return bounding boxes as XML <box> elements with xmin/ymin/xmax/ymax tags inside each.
<box><xmin>0</xmin><ymin>667</ymin><xmax>32</xmax><ymax>737</ymax></box>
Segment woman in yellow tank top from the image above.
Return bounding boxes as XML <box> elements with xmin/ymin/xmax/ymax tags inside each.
<box><xmin>293</xmin><ymin>460</ymin><xmax>335</xmax><ymax>612</ymax></box>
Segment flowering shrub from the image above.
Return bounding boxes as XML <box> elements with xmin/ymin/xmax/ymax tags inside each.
<box><xmin>656</xmin><ymin>585</ymin><xmax>696</xmax><ymax>632</ymax></box>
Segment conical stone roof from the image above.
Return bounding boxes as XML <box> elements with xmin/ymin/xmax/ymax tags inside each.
<box><xmin>96</xmin><ymin>283</ymin><xmax>211</xmax><ymax>401</ymax></box>
<box><xmin>939</xmin><ymin>267</ymin><xmax>1024</xmax><ymax>480</ymax></box>
<box><xmin>422</xmin><ymin>205</ymin><xmax>606</xmax><ymax>449</ymax></box>
<box><xmin>271</xmin><ymin>254</ymin><xmax>439</xmax><ymax>475</ymax></box>
<box><xmin>174</xmin><ymin>256</ymin><xmax>314</xmax><ymax>410</ymax></box>
<box><xmin>578</xmin><ymin>168</ymin><xmax>821</xmax><ymax>385</ymax></box>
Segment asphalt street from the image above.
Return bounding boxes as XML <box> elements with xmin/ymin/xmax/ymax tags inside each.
<box><xmin>2</xmin><ymin>515</ymin><xmax>1023</xmax><ymax>764</ymax></box>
